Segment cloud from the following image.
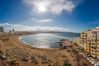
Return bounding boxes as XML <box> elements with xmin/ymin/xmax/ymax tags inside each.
<box><xmin>0</xmin><ymin>23</ymin><xmax>22</xmax><ymax>27</ymax></box>
<box><xmin>31</xmin><ymin>18</ymin><xmax>54</xmax><ymax>23</ymax></box>
<box><xmin>31</xmin><ymin>26</ymin><xmax>70</xmax><ymax>32</ymax></box>
<box><xmin>0</xmin><ymin>23</ymin><xmax>70</xmax><ymax>32</ymax></box>
<box><xmin>23</xmin><ymin>0</ymin><xmax>80</xmax><ymax>15</ymax></box>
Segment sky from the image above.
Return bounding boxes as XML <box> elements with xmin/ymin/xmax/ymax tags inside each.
<box><xmin>0</xmin><ymin>0</ymin><xmax>99</xmax><ymax>32</ymax></box>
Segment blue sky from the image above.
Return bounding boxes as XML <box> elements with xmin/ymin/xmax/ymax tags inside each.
<box><xmin>0</xmin><ymin>0</ymin><xmax>99</xmax><ymax>32</ymax></box>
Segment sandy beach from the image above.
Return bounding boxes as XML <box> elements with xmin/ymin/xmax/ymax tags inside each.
<box><xmin>0</xmin><ymin>34</ymin><xmax>91</xmax><ymax>66</ymax></box>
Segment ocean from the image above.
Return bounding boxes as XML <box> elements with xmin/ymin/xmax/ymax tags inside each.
<box><xmin>20</xmin><ymin>32</ymin><xmax>80</xmax><ymax>48</ymax></box>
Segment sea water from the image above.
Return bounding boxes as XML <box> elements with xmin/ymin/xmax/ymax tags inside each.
<box><xmin>20</xmin><ymin>32</ymin><xmax>80</xmax><ymax>48</ymax></box>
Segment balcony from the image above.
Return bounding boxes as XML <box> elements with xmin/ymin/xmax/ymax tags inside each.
<box><xmin>91</xmin><ymin>49</ymin><xmax>96</xmax><ymax>53</ymax></box>
<box><xmin>97</xmin><ymin>44</ymin><xmax>99</xmax><ymax>47</ymax></box>
<box><xmin>91</xmin><ymin>45</ymin><xmax>96</xmax><ymax>48</ymax></box>
<box><xmin>97</xmin><ymin>48</ymin><xmax>99</xmax><ymax>51</ymax></box>
<box><xmin>91</xmin><ymin>46</ymin><xmax>97</xmax><ymax>49</ymax></box>
<box><xmin>91</xmin><ymin>41</ymin><xmax>96</xmax><ymax>44</ymax></box>
<box><xmin>96</xmin><ymin>52</ymin><xmax>99</xmax><ymax>56</ymax></box>
<box><xmin>91</xmin><ymin>52</ymin><xmax>96</xmax><ymax>56</ymax></box>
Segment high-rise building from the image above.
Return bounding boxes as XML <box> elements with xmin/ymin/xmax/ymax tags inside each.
<box><xmin>91</xmin><ymin>30</ymin><xmax>99</xmax><ymax>59</ymax></box>
<box><xmin>80</xmin><ymin>27</ymin><xmax>99</xmax><ymax>59</ymax></box>
<box><xmin>0</xmin><ymin>27</ymin><xmax>4</xmax><ymax>32</ymax></box>
<box><xmin>81</xmin><ymin>31</ymin><xmax>92</xmax><ymax>55</ymax></box>
<box><xmin>12</xmin><ymin>29</ymin><xmax>15</xmax><ymax>32</ymax></box>
<box><xmin>80</xmin><ymin>32</ymin><xmax>87</xmax><ymax>52</ymax></box>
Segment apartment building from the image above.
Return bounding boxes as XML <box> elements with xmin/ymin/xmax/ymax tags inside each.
<box><xmin>80</xmin><ymin>30</ymin><xmax>92</xmax><ymax>53</ymax></box>
<box><xmin>80</xmin><ymin>32</ymin><xmax>86</xmax><ymax>51</ymax></box>
<box><xmin>80</xmin><ymin>27</ymin><xmax>99</xmax><ymax>59</ymax></box>
<box><xmin>91</xmin><ymin>29</ymin><xmax>99</xmax><ymax>59</ymax></box>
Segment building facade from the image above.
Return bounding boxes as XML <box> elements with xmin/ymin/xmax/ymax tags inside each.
<box><xmin>80</xmin><ymin>27</ymin><xmax>99</xmax><ymax>59</ymax></box>
<box><xmin>80</xmin><ymin>32</ymin><xmax>88</xmax><ymax>52</ymax></box>
<box><xmin>91</xmin><ymin>30</ymin><xmax>99</xmax><ymax>59</ymax></box>
<box><xmin>0</xmin><ymin>27</ymin><xmax>4</xmax><ymax>32</ymax></box>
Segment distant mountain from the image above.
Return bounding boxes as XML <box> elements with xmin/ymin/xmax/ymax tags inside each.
<box><xmin>63</xmin><ymin>32</ymin><xmax>80</xmax><ymax>37</ymax></box>
<box><xmin>32</xmin><ymin>31</ymin><xmax>80</xmax><ymax>37</ymax></box>
<box><xmin>53</xmin><ymin>32</ymin><xmax>80</xmax><ymax>38</ymax></box>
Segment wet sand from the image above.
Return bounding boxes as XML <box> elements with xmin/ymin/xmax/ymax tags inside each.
<box><xmin>0</xmin><ymin>35</ymin><xmax>77</xmax><ymax>66</ymax></box>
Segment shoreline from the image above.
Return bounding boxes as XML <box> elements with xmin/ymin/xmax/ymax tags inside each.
<box><xmin>19</xmin><ymin>36</ymin><xmax>59</xmax><ymax>50</ymax></box>
<box><xmin>0</xmin><ymin>35</ymin><xmax>77</xmax><ymax>66</ymax></box>
<box><xmin>19</xmin><ymin>35</ymin><xmax>61</xmax><ymax>50</ymax></box>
